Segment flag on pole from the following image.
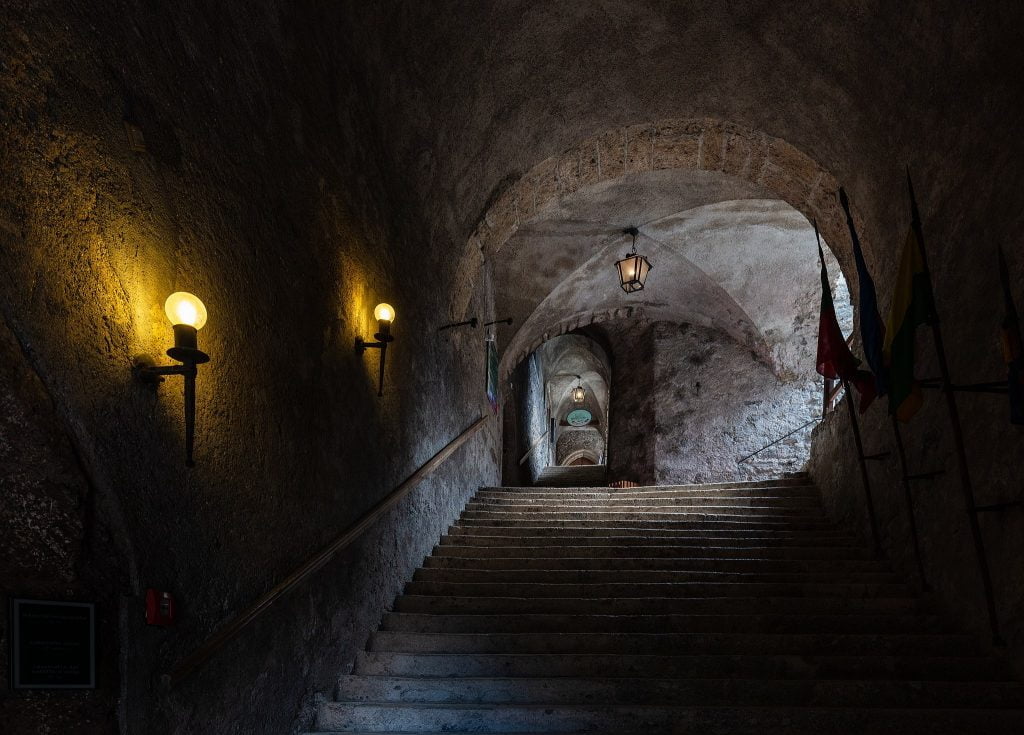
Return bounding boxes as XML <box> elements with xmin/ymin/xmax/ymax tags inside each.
<box><xmin>997</xmin><ymin>246</ymin><xmax>1024</xmax><ymax>424</ymax></box>
<box><xmin>839</xmin><ymin>187</ymin><xmax>887</xmax><ymax>396</ymax></box>
<box><xmin>815</xmin><ymin>223</ymin><xmax>876</xmax><ymax>412</ymax></box>
<box><xmin>883</xmin><ymin>223</ymin><xmax>932</xmax><ymax>422</ymax></box>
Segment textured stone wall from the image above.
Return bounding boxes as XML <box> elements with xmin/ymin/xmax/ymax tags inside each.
<box><xmin>603</xmin><ymin>321</ymin><xmax>819</xmax><ymax>484</ymax></box>
<box><xmin>605</xmin><ymin>322</ymin><xmax>659</xmax><ymax>484</ymax></box>
<box><xmin>511</xmin><ymin>353</ymin><xmax>550</xmax><ymax>483</ymax></box>
<box><xmin>555</xmin><ymin>428</ymin><xmax>605</xmax><ymax>466</ymax></box>
<box><xmin>0</xmin><ymin>322</ymin><xmax>124</xmax><ymax>733</ymax></box>
<box><xmin>0</xmin><ymin>3</ymin><xmax>499</xmax><ymax>733</ymax></box>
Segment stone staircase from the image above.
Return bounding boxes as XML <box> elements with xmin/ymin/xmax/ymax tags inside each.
<box><xmin>534</xmin><ymin>464</ymin><xmax>608</xmax><ymax>487</ymax></box>
<box><xmin>306</xmin><ymin>474</ymin><xmax>1024</xmax><ymax>734</ymax></box>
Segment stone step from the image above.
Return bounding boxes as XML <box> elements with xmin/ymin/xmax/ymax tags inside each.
<box><xmin>393</xmin><ymin>595</ymin><xmax>926</xmax><ymax>616</ymax></box>
<box><xmin>460</xmin><ymin>508</ymin><xmax>829</xmax><ymax>521</ymax></box>
<box><xmin>446</xmin><ymin>524</ymin><xmax>850</xmax><ymax>538</ymax></box>
<box><xmin>475</xmin><ymin>486</ymin><xmax>820</xmax><ymax>500</ymax></box>
<box><xmin>455</xmin><ymin>518</ymin><xmax>839</xmax><ymax>530</ymax></box>
<box><xmin>367</xmin><ymin>631</ymin><xmax>976</xmax><ymax>657</ymax></box>
<box><xmin>432</xmin><ymin>544</ymin><xmax>875</xmax><ymax>560</ymax></box>
<box><xmin>468</xmin><ymin>496</ymin><xmax>823</xmax><ymax>509</ymax></box>
<box><xmin>381</xmin><ymin>612</ymin><xmax>952</xmax><ymax>636</ymax></box>
<box><xmin>352</xmin><ymin>651</ymin><xmax>1005</xmax><ymax>680</ymax></box>
<box><xmin>313</xmin><ymin>475</ymin><xmax>1024</xmax><ymax>733</ymax></box>
<box><xmin>311</xmin><ymin>703</ymin><xmax>1024</xmax><ymax>734</ymax></box>
<box><xmin>422</xmin><ymin>555</ymin><xmax>892</xmax><ymax>574</ymax></box>
<box><xmin>402</xmin><ymin>580</ymin><xmax>911</xmax><ymax>599</ymax></box>
<box><xmin>440</xmin><ymin>534</ymin><xmax>858</xmax><ymax>548</ymax></box>
<box><xmin>335</xmin><ymin>675</ymin><xmax>1024</xmax><ymax>708</ymax></box>
<box><xmin>487</xmin><ymin>476</ymin><xmax>812</xmax><ymax>493</ymax></box>
<box><xmin>412</xmin><ymin>567</ymin><xmax>902</xmax><ymax>585</ymax></box>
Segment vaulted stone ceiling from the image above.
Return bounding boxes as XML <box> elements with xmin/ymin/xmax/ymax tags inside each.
<box><xmin>492</xmin><ymin>168</ymin><xmax>849</xmax><ymax>380</ymax></box>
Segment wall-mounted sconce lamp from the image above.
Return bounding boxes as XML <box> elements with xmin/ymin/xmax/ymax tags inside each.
<box><xmin>571</xmin><ymin>375</ymin><xmax>586</xmax><ymax>404</ymax></box>
<box><xmin>614</xmin><ymin>226</ymin><xmax>652</xmax><ymax>293</ymax></box>
<box><xmin>355</xmin><ymin>303</ymin><xmax>395</xmax><ymax>397</ymax></box>
<box><xmin>438</xmin><ymin>317</ymin><xmax>478</xmax><ymax>332</ymax></box>
<box><xmin>484</xmin><ymin>317</ymin><xmax>514</xmax><ymax>328</ymax></box>
<box><xmin>134</xmin><ymin>292</ymin><xmax>210</xmax><ymax>467</ymax></box>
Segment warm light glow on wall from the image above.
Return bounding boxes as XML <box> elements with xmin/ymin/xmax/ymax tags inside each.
<box><xmin>164</xmin><ymin>292</ymin><xmax>208</xmax><ymax>329</ymax></box>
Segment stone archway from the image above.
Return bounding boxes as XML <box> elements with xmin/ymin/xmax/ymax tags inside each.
<box><xmin>453</xmin><ymin>117</ymin><xmax>867</xmax><ymax>331</ymax></box>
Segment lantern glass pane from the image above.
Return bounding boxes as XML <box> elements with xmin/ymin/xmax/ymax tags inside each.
<box><xmin>637</xmin><ymin>256</ymin><xmax>651</xmax><ymax>284</ymax></box>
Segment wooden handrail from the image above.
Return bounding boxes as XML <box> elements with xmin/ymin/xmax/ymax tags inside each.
<box><xmin>167</xmin><ymin>414</ymin><xmax>490</xmax><ymax>687</ymax></box>
<box><xmin>518</xmin><ymin>429</ymin><xmax>549</xmax><ymax>466</ymax></box>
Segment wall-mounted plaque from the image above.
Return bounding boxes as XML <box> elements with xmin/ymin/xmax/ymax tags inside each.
<box><xmin>565</xmin><ymin>409</ymin><xmax>593</xmax><ymax>427</ymax></box>
<box><xmin>10</xmin><ymin>599</ymin><xmax>96</xmax><ymax>689</ymax></box>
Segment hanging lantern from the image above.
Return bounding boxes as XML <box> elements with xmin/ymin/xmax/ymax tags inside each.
<box><xmin>571</xmin><ymin>375</ymin><xmax>586</xmax><ymax>403</ymax></box>
<box><xmin>614</xmin><ymin>226</ymin><xmax>652</xmax><ymax>293</ymax></box>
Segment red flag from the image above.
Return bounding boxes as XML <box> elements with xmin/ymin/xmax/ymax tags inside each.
<box><xmin>815</xmin><ymin>227</ymin><xmax>876</xmax><ymax>412</ymax></box>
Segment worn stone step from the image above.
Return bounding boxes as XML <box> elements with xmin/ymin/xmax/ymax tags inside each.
<box><xmin>367</xmin><ymin>631</ymin><xmax>976</xmax><ymax>657</ymax></box>
<box><xmin>413</xmin><ymin>567</ymin><xmax>902</xmax><ymax>585</ymax></box>
<box><xmin>422</xmin><ymin>555</ymin><xmax>892</xmax><ymax>574</ymax></box>
<box><xmin>352</xmin><ymin>651</ymin><xmax>1005</xmax><ymax>680</ymax></box>
<box><xmin>475</xmin><ymin>486</ymin><xmax>820</xmax><ymax>500</ymax></box>
<box><xmin>381</xmin><ymin>612</ymin><xmax>952</xmax><ymax>636</ymax></box>
<box><xmin>440</xmin><ymin>534</ymin><xmax>857</xmax><ymax>548</ymax></box>
<box><xmin>468</xmin><ymin>496</ymin><xmax>823</xmax><ymax>509</ymax></box>
<box><xmin>312</xmin><ymin>703</ymin><xmax>1024</xmax><ymax>734</ymax></box>
<box><xmin>336</xmin><ymin>675</ymin><xmax>1024</xmax><ymax>708</ymax></box>
<box><xmin>486</xmin><ymin>477</ymin><xmax>812</xmax><ymax>494</ymax></box>
<box><xmin>393</xmin><ymin>595</ymin><xmax>926</xmax><ymax>616</ymax></box>
<box><xmin>446</xmin><ymin>524</ymin><xmax>850</xmax><ymax>539</ymax></box>
<box><xmin>460</xmin><ymin>508</ymin><xmax>829</xmax><ymax>521</ymax></box>
<box><xmin>455</xmin><ymin>518</ymin><xmax>839</xmax><ymax>531</ymax></box>
<box><xmin>402</xmin><ymin>580</ymin><xmax>910</xmax><ymax>599</ymax></box>
<box><xmin>433</xmin><ymin>544</ymin><xmax>875</xmax><ymax>560</ymax></box>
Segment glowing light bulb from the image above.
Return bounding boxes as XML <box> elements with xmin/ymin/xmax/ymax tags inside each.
<box><xmin>164</xmin><ymin>292</ymin><xmax>208</xmax><ymax>329</ymax></box>
<box><xmin>374</xmin><ymin>303</ymin><xmax>395</xmax><ymax>323</ymax></box>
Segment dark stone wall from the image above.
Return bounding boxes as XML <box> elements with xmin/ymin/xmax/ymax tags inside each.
<box><xmin>0</xmin><ymin>2</ymin><xmax>499</xmax><ymax>733</ymax></box>
<box><xmin>0</xmin><ymin>321</ymin><xmax>125</xmax><ymax>733</ymax></box>
<box><xmin>506</xmin><ymin>353</ymin><xmax>549</xmax><ymax>484</ymax></box>
<box><xmin>604</xmin><ymin>322</ymin><xmax>658</xmax><ymax>484</ymax></box>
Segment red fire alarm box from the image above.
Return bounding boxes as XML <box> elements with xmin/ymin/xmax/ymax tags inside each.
<box><xmin>145</xmin><ymin>589</ymin><xmax>175</xmax><ymax>626</ymax></box>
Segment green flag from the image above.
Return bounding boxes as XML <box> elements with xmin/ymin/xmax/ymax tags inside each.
<box><xmin>883</xmin><ymin>227</ymin><xmax>932</xmax><ymax>422</ymax></box>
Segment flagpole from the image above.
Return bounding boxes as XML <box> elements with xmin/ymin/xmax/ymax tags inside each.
<box><xmin>888</xmin><ymin>416</ymin><xmax>929</xmax><ymax>589</ymax></box>
<box><xmin>906</xmin><ymin>169</ymin><xmax>1003</xmax><ymax>645</ymax></box>
<box><xmin>840</xmin><ymin>378</ymin><xmax>882</xmax><ymax>554</ymax></box>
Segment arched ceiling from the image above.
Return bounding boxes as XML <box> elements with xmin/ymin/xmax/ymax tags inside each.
<box><xmin>537</xmin><ymin>334</ymin><xmax>611</xmax><ymax>421</ymax></box>
<box><xmin>495</xmin><ymin>167</ymin><xmax>848</xmax><ymax>379</ymax></box>
<box><xmin>348</xmin><ymin>1</ymin><xmax>1022</xmax><ymax>267</ymax></box>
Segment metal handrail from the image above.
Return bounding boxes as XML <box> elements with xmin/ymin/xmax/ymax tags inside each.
<box><xmin>518</xmin><ymin>429</ymin><xmax>549</xmax><ymax>466</ymax></box>
<box><xmin>167</xmin><ymin>414</ymin><xmax>489</xmax><ymax>687</ymax></box>
<box><xmin>737</xmin><ymin>416</ymin><xmax>822</xmax><ymax>464</ymax></box>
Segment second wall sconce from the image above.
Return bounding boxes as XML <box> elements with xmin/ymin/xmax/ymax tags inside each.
<box><xmin>134</xmin><ymin>292</ymin><xmax>210</xmax><ymax>466</ymax></box>
<box><xmin>355</xmin><ymin>303</ymin><xmax>395</xmax><ymax>397</ymax></box>
<box><xmin>438</xmin><ymin>317</ymin><xmax>478</xmax><ymax>332</ymax></box>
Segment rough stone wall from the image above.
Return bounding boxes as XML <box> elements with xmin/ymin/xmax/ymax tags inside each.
<box><xmin>508</xmin><ymin>353</ymin><xmax>549</xmax><ymax>484</ymax></box>
<box><xmin>0</xmin><ymin>322</ymin><xmax>124</xmax><ymax>733</ymax></box>
<box><xmin>0</xmin><ymin>3</ymin><xmax>499</xmax><ymax>733</ymax></box>
<box><xmin>555</xmin><ymin>428</ymin><xmax>604</xmax><ymax>466</ymax></box>
<box><xmin>604</xmin><ymin>322</ymin><xmax>658</xmax><ymax>484</ymax></box>
<box><xmin>602</xmin><ymin>321</ymin><xmax>819</xmax><ymax>484</ymax></box>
